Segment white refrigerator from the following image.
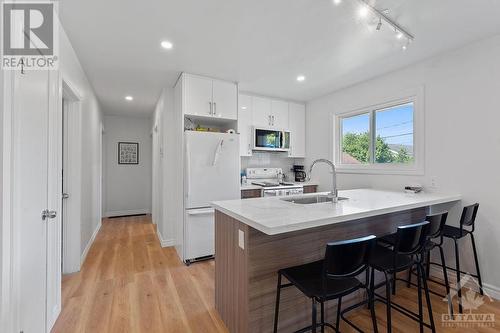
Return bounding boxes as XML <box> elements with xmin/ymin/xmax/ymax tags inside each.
<box><xmin>180</xmin><ymin>131</ymin><xmax>240</xmax><ymax>264</ymax></box>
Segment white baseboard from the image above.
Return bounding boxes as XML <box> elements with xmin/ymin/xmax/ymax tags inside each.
<box><xmin>104</xmin><ymin>209</ymin><xmax>150</xmax><ymax>217</ymax></box>
<box><xmin>48</xmin><ymin>303</ymin><xmax>61</xmax><ymax>332</ymax></box>
<box><xmin>80</xmin><ymin>220</ymin><xmax>101</xmax><ymax>265</ymax></box>
<box><xmin>156</xmin><ymin>227</ymin><xmax>175</xmax><ymax>248</ymax></box>
<box><xmin>429</xmin><ymin>266</ymin><xmax>500</xmax><ymax>301</ymax></box>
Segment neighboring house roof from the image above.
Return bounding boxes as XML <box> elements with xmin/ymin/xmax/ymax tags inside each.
<box><xmin>342</xmin><ymin>152</ymin><xmax>362</xmax><ymax>164</ymax></box>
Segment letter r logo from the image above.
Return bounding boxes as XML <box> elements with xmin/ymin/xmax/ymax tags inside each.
<box><xmin>2</xmin><ymin>2</ymin><xmax>54</xmax><ymax>56</ymax></box>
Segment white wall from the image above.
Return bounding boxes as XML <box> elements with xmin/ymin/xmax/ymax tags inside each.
<box><xmin>103</xmin><ymin>115</ymin><xmax>152</xmax><ymax>217</ymax></box>
<box><xmin>152</xmin><ymin>87</ymin><xmax>179</xmax><ymax>247</ymax></box>
<box><xmin>306</xmin><ymin>34</ymin><xmax>500</xmax><ymax>294</ymax></box>
<box><xmin>59</xmin><ymin>27</ymin><xmax>104</xmax><ymax>258</ymax></box>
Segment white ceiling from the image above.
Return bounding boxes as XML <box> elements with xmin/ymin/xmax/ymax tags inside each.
<box><xmin>59</xmin><ymin>0</ymin><xmax>500</xmax><ymax>116</ymax></box>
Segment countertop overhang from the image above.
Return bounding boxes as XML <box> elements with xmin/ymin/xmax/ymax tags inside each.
<box><xmin>211</xmin><ymin>188</ymin><xmax>461</xmax><ymax>235</ymax></box>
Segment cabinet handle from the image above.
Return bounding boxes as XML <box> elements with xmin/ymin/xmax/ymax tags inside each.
<box><xmin>214</xmin><ymin>102</ymin><xmax>217</xmax><ymax>116</ymax></box>
<box><xmin>268</xmin><ymin>115</ymin><xmax>271</xmax><ymax>126</ymax></box>
<box><xmin>209</xmin><ymin>101</ymin><xmax>213</xmax><ymax>115</ymax></box>
<box><xmin>272</xmin><ymin>115</ymin><xmax>275</xmax><ymax>126</ymax></box>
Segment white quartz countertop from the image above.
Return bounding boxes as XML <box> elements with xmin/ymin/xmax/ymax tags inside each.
<box><xmin>212</xmin><ymin>188</ymin><xmax>461</xmax><ymax>235</ymax></box>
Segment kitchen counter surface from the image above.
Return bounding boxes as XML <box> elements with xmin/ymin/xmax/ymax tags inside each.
<box><xmin>212</xmin><ymin>188</ymin><xmax>461</xmax><ymax>235</ymax></box>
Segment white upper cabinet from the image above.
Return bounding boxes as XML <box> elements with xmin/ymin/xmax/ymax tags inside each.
<box><xmin>237</xmin><ymin>94</ymin><xmax>306</xmax><ymax>158</ymax></box>
<box><xmin>183</xmin><ymin>74</ymin><xmax>237</xmax><ymax>120</ymax></box>
<box><xmin>238</xmin><ymin>94</ymin><xmax>253</xmax><ymax>156</ymax></box>
<box><xmin>252</xmin><ymin>96</ymin><xmax>272</xmax><ymax>127</ymax></box>
<box><xmin>288</xmin><ymin>102</ymin><xmax>306</xmax><ymax>158</ymax></box>
<box><xmin>271</xmin><ymin>100</ymin><xmax>289</xmax><ymax>129</ymax></box>
<box><xmin>212</xmin><ymin>79</ymin><xmax>237</xmax><ymax>120</ymax></box>
<box><xmin>252</xmin><ymin>96</ymin><xmax>289</xmax><ymax>128</ymax></box>
<box><xmin>184</xmin><ymin>75</ymin><xmax>213</xmax><ymax>117</ymax></box>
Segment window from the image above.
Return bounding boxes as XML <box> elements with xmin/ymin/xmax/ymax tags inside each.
<box><xmin>335</xmin><ymin>94</ymin><xmax>423</xmax><ymax>175</ymax></box>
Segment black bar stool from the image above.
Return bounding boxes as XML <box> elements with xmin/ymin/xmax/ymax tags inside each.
<box><xmin>273</xmin><ymin>235</ymin><xmax>378</xmax><ymax>333</ymax></box>
<box><xmin>406</xmin><ymin>212</ymin><xmax>453</xmax><ymax>316</ymax></box>
<box><xmin>369</xmin><ymin>221</ymin><xmax>436</xmax><ymax>333</ymax></box>
<box><xmin>429</xmin><ymin>203</ymin><xmax>483</xmax><ymax>314</ymax></box>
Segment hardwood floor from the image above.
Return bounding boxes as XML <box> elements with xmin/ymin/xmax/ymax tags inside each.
<box><xmin>52</xmin><ymin>215</ymin><xmax>500</xmax><ymax>332</ymax></box>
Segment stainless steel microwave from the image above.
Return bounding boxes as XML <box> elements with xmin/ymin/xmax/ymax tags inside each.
<box><xmin>253</xmin><ymin>127</ymin><xmax>290</xmax><ymax>151</ymax></box>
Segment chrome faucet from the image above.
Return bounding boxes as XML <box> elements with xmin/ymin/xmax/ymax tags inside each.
<box><xmin>308</xmin><ymin>159</ymin><xmax>338</xmax><ymax>203</ymax></box>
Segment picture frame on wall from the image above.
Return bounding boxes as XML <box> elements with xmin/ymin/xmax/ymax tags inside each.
<box><xmin>118</xmin><ymin>142</ymin><xmax>139</xmax><ymax>164</ymax></box>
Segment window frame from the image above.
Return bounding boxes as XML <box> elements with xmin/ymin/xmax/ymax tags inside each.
<box><xmin>333</xmin><ymin>89</ymin><xmax>424</xmax><ymax>175</ymax></box>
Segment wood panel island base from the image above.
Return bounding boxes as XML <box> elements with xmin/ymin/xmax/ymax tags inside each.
<box><xmin>212</xmin><ymin>189</ymin><xmax>461</xmax><ymax>333</ymax></box>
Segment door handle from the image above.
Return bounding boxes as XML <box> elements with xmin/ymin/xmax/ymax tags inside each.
<box><xmin>62</xmin><ymin>193</ymin><xmax>69</xmax><ymax>199</ymax></box>
<box><xmin>42</xmin><ymin>209</ymin><xmax>57</xmax><ymax>221</ymax></box>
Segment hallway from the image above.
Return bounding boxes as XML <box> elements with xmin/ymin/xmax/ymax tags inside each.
<box><xmin>52</xmin><ymin>216</ymin><xmax>226</xmax><ymax>333</ymax></box>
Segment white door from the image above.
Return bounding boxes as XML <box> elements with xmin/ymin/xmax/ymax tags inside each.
<box><xmin>184</xmin><ymin>74</ymin><xmax>213</xmax><ymax>117</ymax></box>
<box><xmin>212</xmin><ymin>79</ymin><xmax>237</xmax><ymax>120</ymax></box>
<box><xmin>238</xmin><ymin>94</ymin><xmax>253</xmax><ymax>156</ymax></box>
<box><xmin>252</xmin><ymin>96</ymin><xmax>272</xmax><ymax>127</ymax></box>
<box><xmin>288</xmin><ymin>103</ymin><xmax>306</xmax><ymax>158</ymax></box>
<box><xmin>185</xmin><ymin>132</ymin><xmax>240</xmax><ymax>208</ymax></box>
<box><xmin>13</xmin><ymin>70</ymin><xmax>51</xmax><ymax>332</ymax></box>
<box><xmin>271</xmin><ymin>100</ymin><xmax>289</xmax><ymax>129</ymax></box>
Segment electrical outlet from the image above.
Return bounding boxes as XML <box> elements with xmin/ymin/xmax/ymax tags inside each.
<box><xmin>430</xmin><ymin>176</ymin><xmax>438</xmax><ymax>189</ymax></box>
<box><xmin>238</xmin><ymin>229</ymin><xmax>245</xmax><ymax>250</ymax></box>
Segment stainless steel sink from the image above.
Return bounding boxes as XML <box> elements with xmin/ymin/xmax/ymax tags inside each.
<box><xmin>281</xmin><ymin>194</ymin><xmax>349</xmax><ymax>204</ymax></box>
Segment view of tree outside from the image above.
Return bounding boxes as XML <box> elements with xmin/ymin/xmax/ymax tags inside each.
<box><xmin>340</xmin><ymin>102</ymin><xmax>414</xmax><ymax>164</ymax></box>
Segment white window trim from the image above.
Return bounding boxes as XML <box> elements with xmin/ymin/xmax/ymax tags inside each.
<box><xmin>333</xmin><ymin>88</ymin><xmax>424</xmax><ymax>175</ymax></box>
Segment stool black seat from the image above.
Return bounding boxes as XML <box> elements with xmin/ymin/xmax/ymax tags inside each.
<box><xmin>273</xmin><ymin>235</ymin><xmax>378</xmax><ymax>333</ymax></box>
<box><xmin>441</xmin><ymin>224</ymin><xmax>471</xmax><ymax>238</ymax></box>
<box><xmin>279</xmin><ymin>260</ymin><xmax>362</xmax><ymax>300</ymax></box>
<box><xmin>368</xmin><ymin>221</ymin><xmax>436</xmax><ymax>333</ymax></box>
<box><xmin>432</xmin><ymin>203</ymin><xmax>483</xmax><ymax>314</ymax></box>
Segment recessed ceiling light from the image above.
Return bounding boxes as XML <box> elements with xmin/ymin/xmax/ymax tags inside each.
<box><xmin>333</xmin><ymin>0</ymin><xmax>342</xmax><ymax>5</ymax></box>
<box><xmin>402</xmin><ymin>45</ymin><xmax>408</xmax><ymax>51</ymax></box>
<box><xmin>396</xmin><ymin>31</ymin><xmax>404</xmax><ymax>39</ymax></box>
<box><xmin>296</xmin><ymin>75</ymin><xmax>306</xmax><ymax>82</ymax></box>
<box><xmin>161</xmin><ymin>40</ymin><xmax>173</xmax><ymax>49</ymax></box>
<box><xmin>358</xmin><ymin>6</ymin><xmax>369</xmax><ymax>18</ymax></box>
<box><xmin>125</xmin><ymin>96</ymin><xmax>133</xmax><ymax>101</ymax></box>
<box><xmin>241</xmin><ymin>106</ymin><xmax>247</xmax><ymax>110</ymax></box>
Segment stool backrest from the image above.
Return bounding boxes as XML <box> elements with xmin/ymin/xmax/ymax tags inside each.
<box><xmin>460</xmin><ymin>203</ymin><xmax>479</xmax><ymax>234</ymax></box>
<box><xmin>323</xmin><ymin>235</ymin><xmax>376</xmax><ymax>279</ymax></box>
<box><xmin>426</xmin><ymin>211</ymin><xmax>448</xmax><ymax>240</ymax></box>
<box><xmin>394</xmin><ymin>221</ymin><xmax>430</xmax><ymax>255</ymax></box>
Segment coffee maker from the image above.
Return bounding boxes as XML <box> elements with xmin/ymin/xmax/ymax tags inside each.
<box><xmin>293</xmin><ymin>165</ymin><xmax>307</xmax><ymax>182</ymax></box>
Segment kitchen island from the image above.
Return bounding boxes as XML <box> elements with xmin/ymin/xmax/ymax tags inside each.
<box><xmin>211</xmin><ymin>188</ymin><xmax>460</xmax><ymax>333</ymax></box>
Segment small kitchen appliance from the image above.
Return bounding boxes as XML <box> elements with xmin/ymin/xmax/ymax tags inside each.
<box><xmin>293</xmin><ymin>165</ymin><xmax>307</xmax><ymax>182</ymax></box>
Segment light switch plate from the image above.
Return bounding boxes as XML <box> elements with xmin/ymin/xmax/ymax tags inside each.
<box><xmin>238</xmin><ymin>229</ymin><xmax>245</xmax><ymax>250</ymax></box>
